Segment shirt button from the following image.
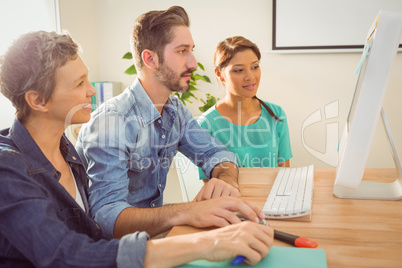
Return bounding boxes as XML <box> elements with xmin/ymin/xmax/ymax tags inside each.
<box><xmin>140</xmin><ymin>166</ymin><xmax>144</xmax><ymax>170</ymax></box>
<box><xmin>158</xmin><ymin>183</ymin><xmax>162</xmax><ymax>188</ymax></box>
<box><xmin>158</xmin><ymin>120</ymin><xmax>161</xmax><ymax>123</ymax></box>
<box><xmin>151</xmin><ymin>203</ymin><xmax>155</xmax><ymax>208</ymax></box>
<box><xmin>161</xmin><ymin>134</ymin><xmax>166</xmax><ymax>139</ymax></box>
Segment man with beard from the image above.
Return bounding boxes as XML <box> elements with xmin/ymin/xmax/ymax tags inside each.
<box><xmin>76</xmin><ymin>6</ymin><xmax>266</xmax><ymax>240</ymax></box>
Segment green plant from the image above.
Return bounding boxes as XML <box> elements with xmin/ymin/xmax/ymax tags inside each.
<box><xmin>122</xmin><ymin>52</ymin><xmax>218</xmax><ymax>108</ymax></box>
<box><xmin>122</xmin><ymin>52</ymin><xmax>137</xmax><ymax>75</ymax></box>
<box><xmin>199</xmin><ymin>94</ymin><xmax>218</xmax><ymax>113</ymax></box>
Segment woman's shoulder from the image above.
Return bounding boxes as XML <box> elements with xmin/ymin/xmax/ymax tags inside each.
<box><xmin>0</xmin><ymin>140</ymin><xmax>28</xmax><ymax>173</ymax></box>
<box><xmin>0</xmin><ymin>132</ymin><xmax>20</xmax><ymax>157</ymax></box>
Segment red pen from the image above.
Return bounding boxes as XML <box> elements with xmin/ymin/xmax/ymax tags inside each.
<box><xmin>274</xmin><ymin>230</ymin><xmax>318</xmax><ymax>248</ymax></box>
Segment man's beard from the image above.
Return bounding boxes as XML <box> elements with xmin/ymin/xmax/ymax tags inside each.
<box><xmin>155</xmin><ymin>62</ymin><xmax>193</xmax><ymax>93</ymax></box>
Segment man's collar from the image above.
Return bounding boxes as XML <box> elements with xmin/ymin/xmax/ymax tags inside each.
<box><xmin>131</xmin><ymin>78</ymin><xmax>178</xmax><ymax>127</ymax></box>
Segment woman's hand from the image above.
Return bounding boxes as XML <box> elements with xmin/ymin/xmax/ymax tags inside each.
<box><xmin>144</xmin><ymin>221</ymin><xmax>274</xmax><ymax>268</ymax></box>
<box><xmin>198</xmin><ymin>221</ymin><xmax>274</xmax><ymax>265</ymax></box>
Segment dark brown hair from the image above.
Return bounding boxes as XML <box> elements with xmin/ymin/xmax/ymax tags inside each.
<box><xmin>131</xmin><ymin>6</ymin><xmax>190</xmax><ymax>70</ymax></box>
<box><xmin>0</xmin><ymin>31</ymin><xmax>79</xmax><ymax>122</ymax></box>
<box><xmin>214</xmin><ymin>36</ymin><xmax>281</xmax><ymax>121</ymax></box>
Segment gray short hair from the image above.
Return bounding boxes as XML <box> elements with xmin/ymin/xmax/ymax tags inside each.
<box><xmin>0</xmin><ymin>31</ymin><xmax>79</xmax><ymax>122</ymax></box>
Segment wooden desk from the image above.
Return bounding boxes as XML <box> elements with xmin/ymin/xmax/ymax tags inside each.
<box><xmin>168</xmin><ymin>168</ymin><xmax>402</xmax><ymax>268</ymax></box>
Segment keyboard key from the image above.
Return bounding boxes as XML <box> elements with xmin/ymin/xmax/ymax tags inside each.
<box><xmin>283</xmin><ymin>168</ymin><xmax>296</xmax><ymax>195</ymax></box>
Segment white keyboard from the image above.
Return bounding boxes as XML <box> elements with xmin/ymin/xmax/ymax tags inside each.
<box><xmin>262</xmin><ymin>165</ymin><xmax>314</xmax><ymax>219</ymax></box>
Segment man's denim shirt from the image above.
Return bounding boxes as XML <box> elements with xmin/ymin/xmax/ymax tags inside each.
<box><xmin>0</xmin><ymin>120</ymin><xmax>148</xmax><ymax>268</ymax></box>
<box><xmin>76</xmin><ymin>78</ymin><xmax>236</xmax><ymax>238</ymax></box>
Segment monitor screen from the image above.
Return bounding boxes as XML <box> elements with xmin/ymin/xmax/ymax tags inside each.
<box><xmin>333</xmin><ymin>10</ymin><xmax>402</xmax><ymax>200</ymax></box>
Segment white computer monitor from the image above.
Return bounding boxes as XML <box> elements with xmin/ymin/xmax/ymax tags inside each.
<box><xmin>333</xmin><ymin>10</ymin><xmax>402</xmax><ymax>200</ymax></box>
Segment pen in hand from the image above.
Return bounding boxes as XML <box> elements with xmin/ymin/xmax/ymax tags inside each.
<box><xmin>231</xmin><ymin>255</ymin><xmax>246</xmax><ymax>265</ymax></box>
<box><xmin>231</xmin><ymin>219</ymin><xmax>318</xmax><ymax>266</ymax></box>
<box><xmin>231</xmin><ymin>219</ymin><xmax>268</xmax><ymax>266</ymax></box>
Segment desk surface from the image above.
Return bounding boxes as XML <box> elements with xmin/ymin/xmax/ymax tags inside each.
<box><xmin>167</xmin><ymin>168</ymin><xmax>402</xmax><ymax>268</ymax></box>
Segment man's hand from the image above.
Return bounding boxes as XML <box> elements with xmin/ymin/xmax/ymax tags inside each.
<box><xmin>176</xmin><ymin>196</ymin><xmax>266</xmax><ymax>228</ymax></box>
<box><xmin>196</xmin><ymin>161</ymin><xmax>240</xmax><ymax>201</ymax></box>
<box><xmin>195</xmin><ymin>178</ymin><xmax>240</xmax><ymax>201</ymax></box>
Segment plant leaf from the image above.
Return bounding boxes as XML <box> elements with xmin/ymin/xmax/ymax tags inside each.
<box><xmin>199</xmin><ymin>94</ymin><xmax>218</xmax><ymax>112</ymax></box>
<box><xmin>124</xmin><ymin>65</ymin><xmax>137</xmax><ymax>75</ymax></box>
<box><xmin>189</xmin><ymin>85</ymin><xmax>198</xmax><ymax>92</ymax></box>
<box><xmin>193</xmin><ymin>74</ymin><xmax>211</xmax><ymax>83</ymax></box>
<box><xmin>182</xmin><ymin>91</ymin><xmax>197</xmax><ymax>100</ymax></box>
<box><xmin>192</xmin><ymin>74</ymin><xmax>202</xmax><ymax>81</ymax></box>
<box><xmin>201</xmin><ymin>75</ymin><xmax>211</xmax><ymax>83</ymax></box>
<box><xmin>197</xmin><ymin>62</ymin><xmax>205</xmax><ymax>71</ymax></box>
<box><xmin>122</xmin><ymin>52</ymin><xmax>133</xmax><ymax>59</ymax></box>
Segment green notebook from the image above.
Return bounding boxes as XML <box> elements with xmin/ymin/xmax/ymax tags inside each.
<box><xmin>177</xmin><ymin>246</ymin><xmax>327</xmax><ymax>268</ymax></box>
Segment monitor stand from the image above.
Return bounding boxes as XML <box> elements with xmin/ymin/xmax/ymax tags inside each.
<box><xmin>333</xmin><ymin>108</ymin><xmax>402</xmax><ymax>200</ymax></box>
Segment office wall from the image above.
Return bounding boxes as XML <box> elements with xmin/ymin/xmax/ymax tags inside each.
<box><xmin>59</xmin><ymin>0</ymin><xmax>402</xmax><ymax>169</ymax></box>
<box><xmin>59</xmin><ymin>0</ymin><xmax>99</xmax><ymax>83</ymax></box>
<box><xmin>0</xmin><ymin>0</ymin><xmax>61</xmax><ymax>129</ymax></box>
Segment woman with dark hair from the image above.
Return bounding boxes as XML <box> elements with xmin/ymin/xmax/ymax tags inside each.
<box><xmin>198</xmin><ymin>36</ymin><xmax>292</xmax><ymax>180</ymax></box>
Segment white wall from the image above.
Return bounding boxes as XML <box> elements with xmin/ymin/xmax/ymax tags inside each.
<box><xmin>0</xmin><ymin>96</ymin><xmax>15</xmax><ymax>129</ymax></box>
<box><xmin>57</xmin><ymin>0</ymin><xmax>402</xmax><ymax>169</ymax></box>
<box><xmin>58</xmin><ymin>0</ymin><xmax>99</xmax><ymax>83</ymax></box>
<box><xmin>0</xmin><ymin>0</ymin><xmax>60</xmax><ymax>129</ymax></box>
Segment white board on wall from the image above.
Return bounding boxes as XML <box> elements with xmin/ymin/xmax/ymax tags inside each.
<box><xmin>272</xmin><ymin>0</ymin><xmax>402</xmax><ymax>53</ymax></box>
